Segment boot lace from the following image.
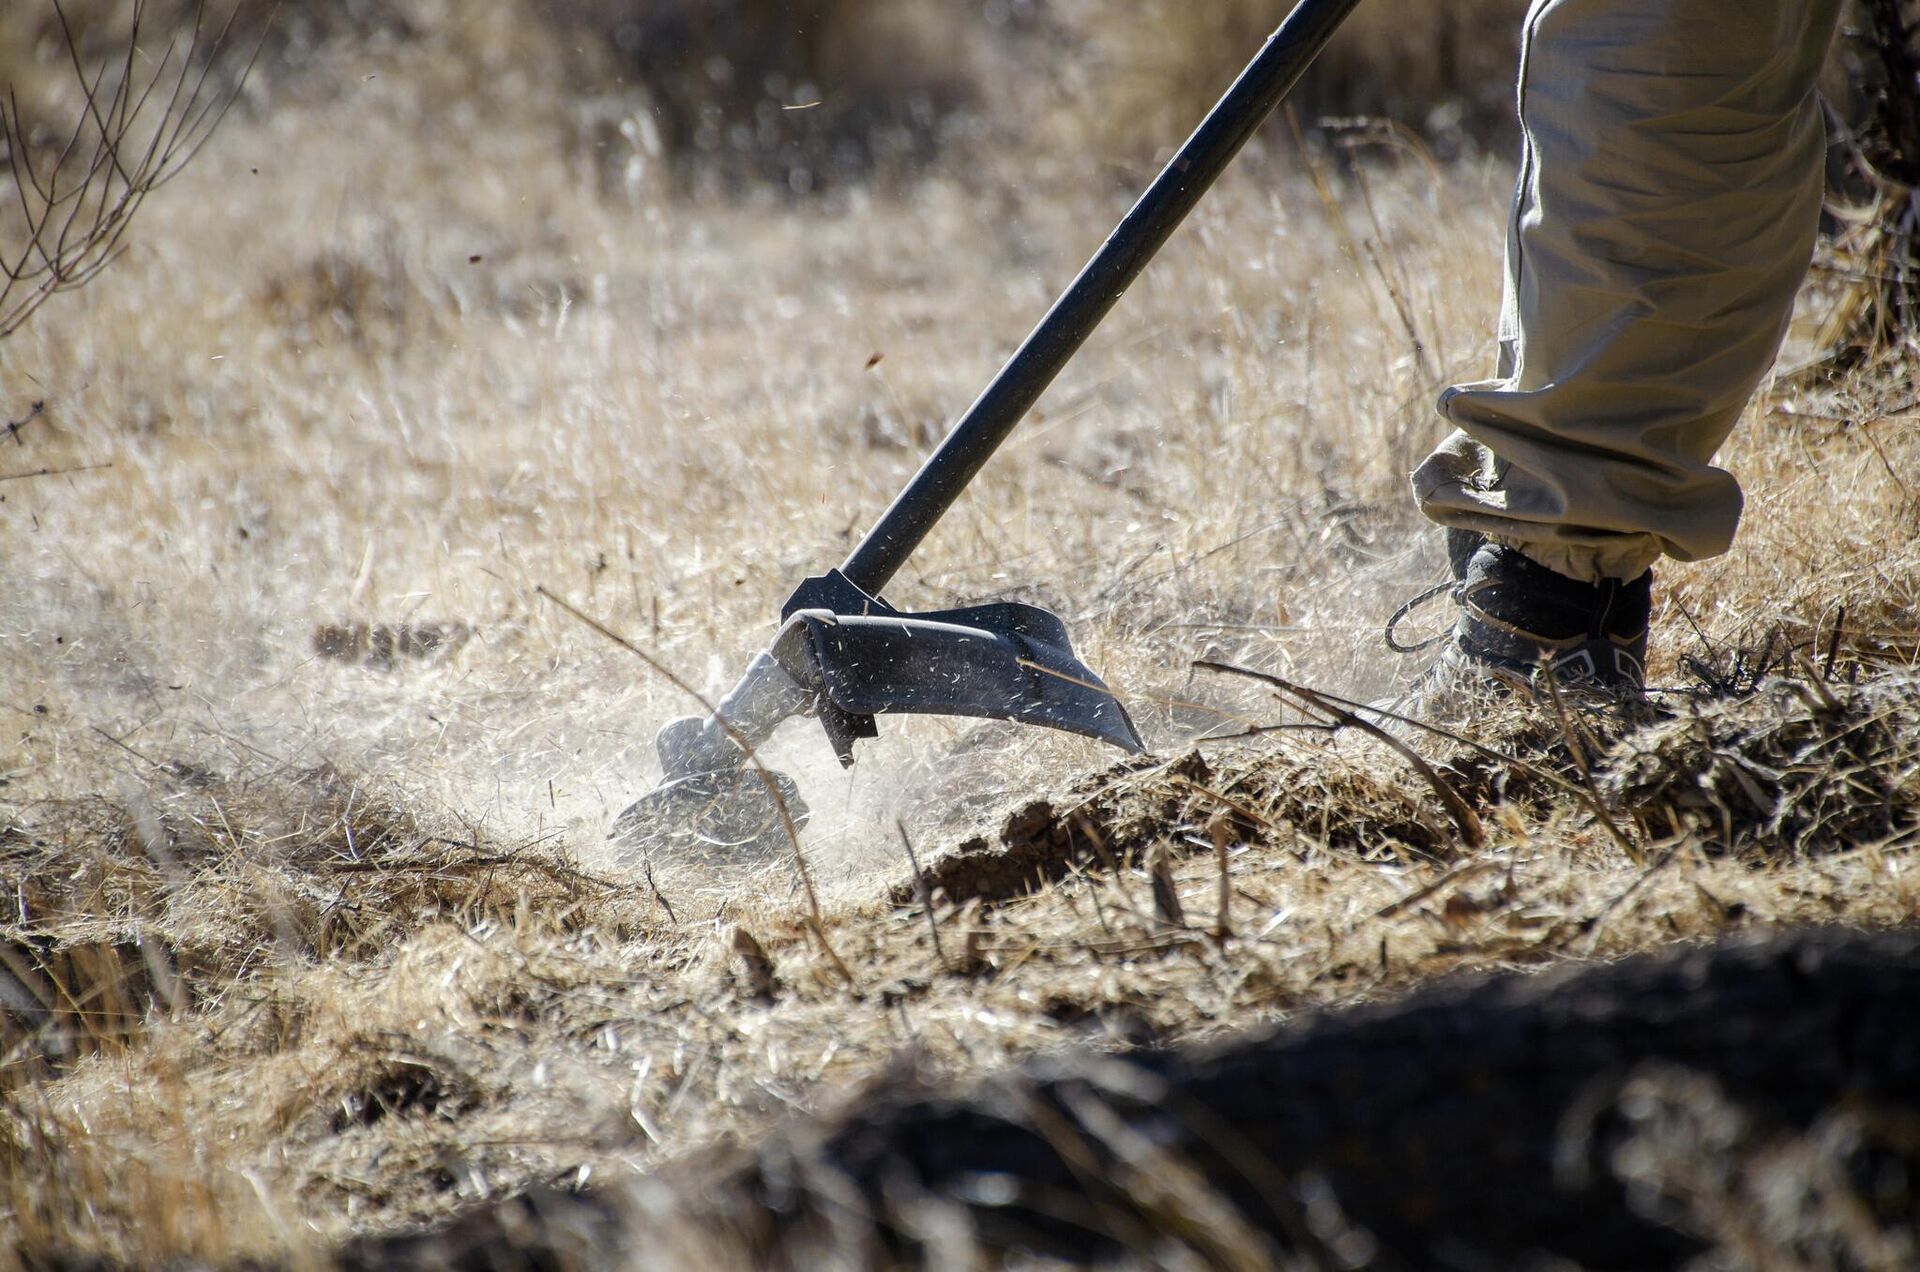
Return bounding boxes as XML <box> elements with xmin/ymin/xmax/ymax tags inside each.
<box><xmin>1383</xmin><ymin>578</ymin><xmax>1458</xmax><ymax>655</ymax></box>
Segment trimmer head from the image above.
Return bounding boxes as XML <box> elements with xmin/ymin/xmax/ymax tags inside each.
<box><xmin>611</xmin><ymin>764</ymin><xmax>806</xmax><ymax>866</ymax></box>
<box><xmin>612</xmin><ymin>660</ymin><xmax>815</xmax><ymax>865</ymax></box>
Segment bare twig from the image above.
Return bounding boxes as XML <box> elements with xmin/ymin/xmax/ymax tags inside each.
<box><xmin>1538</xmin><ymin>668</ymin><xmax>1645</xmax><ymax>866</ymax></box>
<box><xmin>1195</xmin><ymin>661</ymin><xmax>1485</xmax><ymax>851</ymax></box>
<box><xmin>532</xmin><ymin>586</ymin><xmax>827</xmax><ymax>944</ymax></box>
<box><xmin>803</xmin><ymin>916</ymin><xmax>856</xmax><ymax>990</ymax></box>
<box><xmin>1172</xmin><ymin>776</ymin><xmax>1277</xmax><ymax>835</ymax></box>
<box><xmin>0</xmin><ymin>461</ymin><xmax>112</xmax><ymax>483</ymax></box>
<box><xmin>1210</xmin><ymin>817</ymin><xmax>1233</xmax><ymax>942</ymax></box>
<box><xmin>637</xmin><ymin>849</ymin><xmax>678</xmax><ymax>926</ymax></box>
<box><xmin>1225</xmin><ymin>673</ymin><xmax>1651</xmax><ymax>866</ymax></box>
<box><xmin>1580</xmin><ymin>843</ymin><xmax>1686</xmax><ymax>956</ymax></box>
<box><xmin>897</xmin><ymin>819</ymin><xmax>948</xmax><ymax>970</ymax></box>
<box><xmin>1371</xmin><ymin>859</ymin><xmax>1501</xmax><ymax>921</ymax></box>
<box><xmin>1332</xmin><ymin>126</ymin><xmax>1435</xmax><ymax>383</ymax></box>
<box><xmin>1</xmin><ymin>0</ymin><xmax>267</xmax><ymax>342</ymax></box>
<box><xmin>1147</xmin><ymin>841</ymin><xmax>1186</xmax><ymax>928</ymax></box>
<box><xmin>89</xmin><ymin>722</ymin><xmax>165</xmax><ymax>769</ymax></box>
<box><xmin>5</xmin><ymin>400</ymin><xmax>44</xmax><ymax>445</ymax></box>
<box><xmin>1072</xmin><ymin>811</ymin><xmax>1150</xmax><ymax>925</ymax></box>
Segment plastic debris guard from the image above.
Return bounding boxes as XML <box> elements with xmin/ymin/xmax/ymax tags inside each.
<box><xmin>772</xmin><ymin>572</ymin><xmax>1144</xmax><ymax>767</ymax></box>
<box><xmin>614</xmin><ymin>0</ymin><xmax>1366</xmax><ymax>860</ymax></box>
<box><xmin>610</xmin><ymin>573</ymin><xmax>1141</xmax><ymax>861</ymax></box>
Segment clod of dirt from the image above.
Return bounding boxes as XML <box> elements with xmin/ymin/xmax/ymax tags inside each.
<box><xmin>329</xmin><ymin>1055</ymin><xmax>479</xmax><ymax>1133</ymax></box>
<box><xmin>897</xmin><ymin>743</ymin><xmax>1461</xmax><ymax>910</ymax></box>
<box><xmin>729</xmin><ymin>927</ymin><xmax>780</xmax><ymax>1003</ymax></box>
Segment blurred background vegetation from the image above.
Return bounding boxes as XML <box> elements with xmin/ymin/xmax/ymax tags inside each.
<box><xmin>5</xmin><ymin>0</ymin><xmax>1918</xmax><ymax>357</ymax></box>
<box><xmin>0</xmin><ymin>0</ymin><xmax>1530</xmax><ymax>199</ymax></box>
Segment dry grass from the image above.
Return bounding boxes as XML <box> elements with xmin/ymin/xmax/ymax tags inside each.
<box><xmin>2</xmin><ymin>3</ymin><xmax>1919</xmax><ymax>1267</ymax></box>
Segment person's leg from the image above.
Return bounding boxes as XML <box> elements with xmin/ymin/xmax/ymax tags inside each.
<box><xmin>1400</xmin><ymin>0</ymin><xmax>1844</xmax><ymax>700</ymax></box>
<box><xmin>1415</xmin><ymin>0</ymin><xmax>1843</xmax><ymax>589</ymax></box>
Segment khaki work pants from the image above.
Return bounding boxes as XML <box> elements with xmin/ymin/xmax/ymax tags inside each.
<box><xmin>1412</xmin><ymin>0</ymin><xmax>1845</xmax><ymax>583</ymax></box>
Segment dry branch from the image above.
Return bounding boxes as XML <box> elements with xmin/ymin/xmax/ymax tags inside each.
<box><xmin>0</xmin><ymin>0</ymin><xmax>260</xmax><ymax>342</ymax></box>
<box><xmin>1195</xmin><ymin>659</ymin><xmax>1487</xmax><ymax>850</ymax></box>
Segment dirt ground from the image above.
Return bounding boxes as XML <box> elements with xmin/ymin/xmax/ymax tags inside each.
<box><xmin>3</xmin><ymin>2</ymin><xmax>1917</xmax><ymax>1267</ymax></box>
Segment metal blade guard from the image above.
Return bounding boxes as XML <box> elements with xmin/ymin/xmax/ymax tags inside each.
<box><xmin>774</xmin><ymin>571</ymin><xmax>1143</xmax><ymax>766</ymax></box>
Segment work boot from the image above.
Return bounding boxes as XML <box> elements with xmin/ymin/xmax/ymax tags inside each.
<box><xmin>1387</xmin><ymin>534</ymin><xmax>1651</xmax><ymax>721</ymax></box>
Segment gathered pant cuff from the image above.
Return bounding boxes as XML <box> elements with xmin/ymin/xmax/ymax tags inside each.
<box><xmin>1411</xmin><ymin>429</ymin><xmax>1667</xmax><ymax>582</ymax></box>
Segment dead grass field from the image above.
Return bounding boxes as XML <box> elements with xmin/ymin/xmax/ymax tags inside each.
<box><xmin>2</xmin><ymin>2</ymin><xmax>1919</xmax><ymax>1266</ymax></box>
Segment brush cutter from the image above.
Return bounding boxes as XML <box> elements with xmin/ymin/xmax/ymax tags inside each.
<box><xmin>615</xmin><ymin>0</ymin><xmax>1365</xmax><ymax>861</ymax></box>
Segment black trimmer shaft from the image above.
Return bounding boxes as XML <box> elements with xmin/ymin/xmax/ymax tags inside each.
<box><xmin>839</xmin><ymin>0</ymin><xmax>1367</xmax><ymax>595</ymax></box>
<box><xmin>619</xmin><ymin>0</ymin><xmax>1367</xmax><ymax>860</ymax></box>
